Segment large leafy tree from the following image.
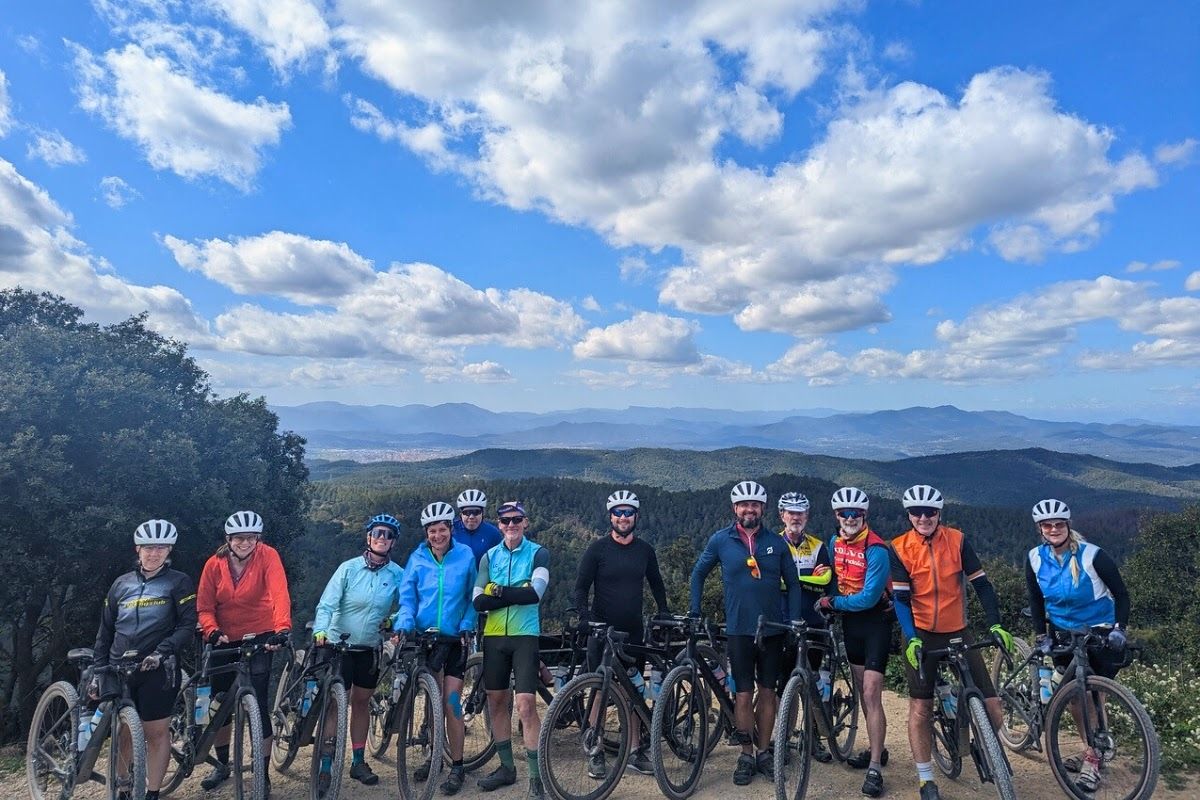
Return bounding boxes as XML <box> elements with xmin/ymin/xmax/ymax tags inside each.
<box><xmin>0</xmin><ymin>289</ymin><xmax>309</xmax><ymax>738</ymax></box>
<box><xmin>1123</xmin><ymin>504</ymin><xmax>1200</xmax><ymax>668</ymax></box>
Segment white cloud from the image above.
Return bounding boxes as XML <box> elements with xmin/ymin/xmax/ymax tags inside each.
<box><xmin>567</xmin><ymin>369</ymin><xmax>644</xmax><ymax>390</ymax></box>
<box><xmin>881</xmin><ymin>41</ymin><xmax>912</xmax><ymax>62</ymax></box>
<box><xmin>580</xmin><ymin>295</ymin><xmax>601</xmax><ymax>312</ymax></box>
<box><xmin>72</xmin><ymin>42</ymin><xmax>291</xmax><ymax>189</ymax></box>
<box><xmin>204</xmin><ymin>0</ymin><xmax>333</xmax><ymax>73</ymax></box>
<box><xmin>26</xmin><ymin>130</ymin><xmax>88</xmax><ymax>166</ymax></box>
<box><xmin>1186</xmin><ymin>271</ymin><xmax>1200</xmax><ymax>292</ymax></box>
<box><xmin>16</xmin><ymin>35</ymin><xmax>41</xmax><ymax>56</ymax></box>
<box><xmin>424</xmin><ymin>360</ymin><xmax>515</xmax><ymax>384</ymax></box>
<box><xmin>1126</xmin><ymin>259</ymin><xmax>1180</xmax><ymax>273</ymax></box>
<box><xmin>618</xmin><ymin>256</ymin><xmax>651</xmax><ymax>284</ymax></box>
<box><xmin>0</xmin><ymin>70</ymin><xmax>11</xmax><ymax>137</ymax></box>
<box><xmin>98</xmin><ymin>176</ymin><xmax>139</xmax><ymax>208</ymax></box>
<box><xmin>201</xmin><ymin>356</ymin><xmax>409</xmax><ymax>390</ymax></box>
<box><xmin>1154</xmin><ymin>138</ymin><xmax>1196</xmax><ymax>165</ymax></box>
<box><xmin>164</xmin><ymin>231</ymin><xmax>376</xmax><ymax>304</ymax></box>
<box><xmin>574</xmin><ymin>312</ymin><xmax>701</xmax><ymax>364</ymax></box>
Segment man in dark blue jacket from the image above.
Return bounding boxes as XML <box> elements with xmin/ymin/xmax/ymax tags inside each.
<box><xmin>452</xmin><ymin>488</ymin><xmax>502</xmax><ymax>566</ymax></box>
<box><xmin>690</xmin><ymin>481</ymin><xmax>803</xmax><ymax>786</ymax></box>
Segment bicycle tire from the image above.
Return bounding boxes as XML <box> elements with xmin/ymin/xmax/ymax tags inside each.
<box><xmin>1045</xmin><ymin>674</ymin><xmax>1160</xmax><ymax>800</ymax></box>
<box><xmin>309</xmin><ymin>679</ymin><xmax>348</xmax><ymax>800</ymax></box>
<box><xmin>26</xmin><ymin>680</ymin><xmax>79</xmax><ymax>800</ymax></box>
<box><xmin>369</xmin><ymin>655</ymin><xmax>396</xmax><ymax>758</ymax></box>
<box><xmin>930</xmin><ymin>703</ymin><xmax>962</xmax><ymax>779</ymax></box>
<box><xmin>270</xmin><ymin>657</ymin><xmax>302</xmax><ymax>772</ymax></box>
<box><xmin>456</xmin><ymin>652</ymin><xmax>495</xmax><ymax>772</ymax></box>
<box><xmin>538</xmin><ymin>672</ymin><xmax>631</xmax><ymax>800</ymax></box>
<box><xmin>990</xmin><ymin>637</ymin><xmax>1038</xmax><ymax>752</ymax></box>
<box><xmin>232</xmin><ymin>690</ymin><xmax>266</xmax><ymax>800</ymax></box>
<box><xmin>650</xmin><ymin>664</ymin><xmax>708</xmax><ymax>800</ymax></box>
<box><xmin>967</xmin><ymin>695</ymin><xmax>1015</xmax><ymax>800</ymax></box>
<box><xmin>158</xmin><ymin>670</ymin><xmax>192</xmax><ymax>797</ymax></box>
<box><xmin>396</xmin><ymin>669</ymin><xmax>444</xmax><ymax>800</ymax></box>
<box><xmin>695</xmin><ymin>644</ymin><xmax>727</xmax><ymax>758</ymax></box>
<box><xmin>773</xmin><ymin>673</ymin><xmax>813</xmax><ymax>800</ymax></box>
<box><xmin>825</xmin><ymin>646</ymin><xmax>858</xmax><ymax>761</ymax></box>
<box><xmin>109</xmin><ymin>704</ymin><xmax>147</xmax><ymax>800</ymax></box>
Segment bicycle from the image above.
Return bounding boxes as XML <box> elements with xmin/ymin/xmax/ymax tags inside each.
<box><xmin>762</xmin><ymin>613</ymin><xmax>859</xmax><ymax>800</ymax></box>
<box><xmin>991</xmin><ymin>628</ymin><xmax>1159</xmax><ymax>800</ymax></box>
<box><xmin>158</xmin><ymin>633</ymin><xmax>278</xmax><ymax>798</ymax></box>
<box><xmin>378</xmin><ymin>628</ymin><xmax>450</xmax><ymax>800</ymax></box>
<box><xmin>917</xmin><ymin>634</ymin><xmax>1015</xmax><ymax>800</ymax></box>
<box><xmin>27</xmin><ymin>647</ymin><xmax>150</xmax><ymax>800</ymax></box>
<box><xmin>269</xmin><ymin>626</ymin><xmax>354</xmax><ymax>800</ymax></box>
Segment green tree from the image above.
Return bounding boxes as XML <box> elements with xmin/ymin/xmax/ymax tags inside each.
<box><xmin>1123</xmin><ymin>504</ymin><xmax>1200</xmax><ymax>668</ymax></box>
<box><xmin>0</xmin><ymin>290</ymin><xmax>309</xmax><ymax>739</ymax></box>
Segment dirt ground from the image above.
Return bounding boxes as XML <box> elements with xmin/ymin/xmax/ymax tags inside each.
<box><xmin>142</xmin><ymin>689</ymin><xmax>1194</xmax><ymax>800</ymax></box>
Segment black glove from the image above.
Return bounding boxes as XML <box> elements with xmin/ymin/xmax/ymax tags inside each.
<box><xmin>1034</xmin><ymin>634</ymin><xmax>1053</xmax><ymax>656</ymax></box>
<box><xmin>207</xmin><ymin>629</ymin><xmax>226</xmax><ymax>645</ymax></box>
<box><xmin>269</xmin><ymin>630</ymin><xmax>291</xmax><ymax>646</ymax></box>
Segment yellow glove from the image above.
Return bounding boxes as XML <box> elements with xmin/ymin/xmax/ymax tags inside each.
<box><xmin>313</xmin><ymin>631</ymin><xmax>327</xmax><ymax>646</ymax></box>
<box><xmin>484</xmin><ymin>582</ymin><xmax>504</xmax><ymax>598</ymax></box>
<box><xmin>905</xmin><ymin>637</ymin><xmax>924</xmax><ymax>670</ymax></box>
<box><xmin>990</xmin><ymin>624</ymin><xmax>1014</xmax><ymax>653</ymax></box>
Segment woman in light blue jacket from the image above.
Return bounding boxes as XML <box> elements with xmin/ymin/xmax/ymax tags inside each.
<box><xmin>395</xmin><ymin>502</ymin><xmax>478</xmax><ymax>795</ymax></box>
<box><xmin>312</xmin><ymin>514</ymin><xmax>405</xmax><ymax>790</ymax></box>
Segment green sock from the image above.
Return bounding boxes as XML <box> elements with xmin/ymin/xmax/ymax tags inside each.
<box><xmin>526</xmin><ymin>748</ymin><xmax>540</xmax><ymax>780</ymax></box>
<box><xmin>497</xmin><ymin>739</ymin><xmax>514</xmax><ymax>769</ymax></box>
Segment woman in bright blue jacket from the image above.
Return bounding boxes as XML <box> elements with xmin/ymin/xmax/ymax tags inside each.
<box><xmin>395</xmin><ymin>502</ymin><xmax>479</xmax><ymax>795</ymax></box>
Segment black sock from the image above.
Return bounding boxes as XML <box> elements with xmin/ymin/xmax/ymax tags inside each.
<box><xmin>453</xmin><ymin>759</ymin><xmax>464</xmax><ymax>767</ymax></box>
<box><xmin>146</xmin><ymin>792</ymin><xmax>160</xmax><ymax>800</ymax></box>
<box><xmin>215</xmin><ymin>744</ymin><xmax>230</xmax><ymax>765</ymax></box>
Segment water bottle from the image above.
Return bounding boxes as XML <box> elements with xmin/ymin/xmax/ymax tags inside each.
<box><xmin>817</xmin><ymin>670</ymin><xmax>832</xmax><ymax>703</ymax></box>
<box><xmin>209</xmin><ymin>691</ymin><xmax>223</xmax><ymax>721</ymax></box>
<box><xmin>390</xmin><ymin>671</ymin><xmax>408</xmax><ymax>703</ymax></box>
<box><xmin>194</xmin><ymin>683</ymin><xmax>212</xmax><ymax>725</ymax></box>
<box><xmin>302</xmin><ymin>678</ymin><xmax>318</xmax><ymax>716</ymax></box>
<box><xmin>712</xmin><ymin>661</ymin><xmax>735</xmax><ymax>693</ymax></box>
<box><xmin>935</xmin><ymin>682</ymin><xmax>957</xmax><ymax>718</ymax></box>
<box><xmin>77</xmin><ymin>707</ymin><xmax>103</xmax><ymax>750</ymax></box>
<box><xmin>1052</xmin><ymin>667</ymin><xmax>1064</xmax><ymax>690</ymax></box>
<box><xmin>649</xmin><ymin>667</ymin><xmax>663</xmax><ymax>702</ymax></box>
<box><xmin>1038</xmin><ymin>666</ymin><xmax>1054</xmax><ymax>704</ymax></box>
<box><xmin>628</xmin><ymin>666</ymin><xmax>646</xmax><ymax>699</ymax></box>
<box><xmin>552</xmin><ymin>665</ymin><xmax>569</xmax><ymax>691</ymax></box>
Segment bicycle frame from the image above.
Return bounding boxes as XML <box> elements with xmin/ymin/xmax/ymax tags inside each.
<box><xmin>279</xmin><ymin>634</ymin><xmax>355</xmax><ymax>750</ymax></box>
<box><xmin>757</xmin><ymin>617</ymin><xmax>843</xmax><ymax>741</ymax></box>
<box><xmin>920</xmin><ymin>636</ymin><xmax>1006</xmax><ymax>785</ymax></box>
<box><xmin>179</xmin><ymin>636</ymin><xmax>273</xmax><ymax>774</ymax></box>
<box><xmin>73</xmin><ymin>651</ymin><xmax>145</xmax><ymax>787</ymax></box>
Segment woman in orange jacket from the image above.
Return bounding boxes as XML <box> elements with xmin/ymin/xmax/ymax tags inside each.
<box><xmin>196</xmin><ymin>511</ymin><xmax>292</xmax><ymax>796</ymax></box>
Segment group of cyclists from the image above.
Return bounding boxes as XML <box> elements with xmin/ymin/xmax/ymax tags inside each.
<box><xmin>91</xmin><ymin>479</ymin><xmax>1131</xmax><ymax>800</ymax></box>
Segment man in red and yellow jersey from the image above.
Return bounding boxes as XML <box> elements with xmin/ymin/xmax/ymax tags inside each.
<box><xmin>889</xmin><ymin>485</ymin><xmax>1013</xmax><ymax>800</ymax></box>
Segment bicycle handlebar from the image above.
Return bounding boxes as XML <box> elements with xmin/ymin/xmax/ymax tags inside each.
<box><xmin>916</xmin><ymin>636</ymin><xmax>999</xmax><ymax>683</ymax></box>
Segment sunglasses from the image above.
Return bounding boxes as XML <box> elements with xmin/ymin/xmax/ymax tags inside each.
<box><xmin>746</xmin><ymin>555</ymin><xmax>761</xmax><ymax>580</ymax></box>
<box><xmin>1039</xmin><ymin>520</ymin><xmax>1068</xmax><ymax>531</ymax></box>
<box><xmin>460</xmin><ymin>509</ymin><xmax>483</xmax><ymax>517</ymax></box>
<box><xmin>610</xmin><ymin>508</ymin><xmax>637</xmax><ymax>518</ymax></box>
<box><xmin>228</xmin><ymin>534</ymin><xmax>260</xmax><ymax>545</ymax></box>
<box><xmin>908</xmin><ymin>507</ymin><xmax>940</xmax><ymax>519</ymax></box>
<box><xmin>836</xmin><ymin>509</ymin><xmax>864</xmax><ymax>520</ymax></box>
<box><xmin>368</xmin><ymin>528</ymin><xmax>396</xmax><ymax>539</ymax></box>
<box><xmin>498</xmin><ymin>516</ymin><xmax>526</xmax><ymax>526</ymax></box>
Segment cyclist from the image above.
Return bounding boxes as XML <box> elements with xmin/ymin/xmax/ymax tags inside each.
<box><xmin>395</xmin><ymin>501</ymin><xmax>479</xmax><ymax>796</ymax></box>
<box><xmin>453</xmin><ymin>488</ymin><xmax>502</xmax><ymax>566</ymax></box>
<box><xmin>196</xmin><ymin>511</ymin><xmax>292</xmax><ymax>798</ymax></box>
<box><xmin>889</xmin><ymin>485</ymin><xmax>1012</xmax><ymax>800</ymax></box>
<box><xmin>818</xmin><ymin>487</ymin><xmax>890</xmax><ymax>798</ymax></box>
<box><xmin>472</xmin><ymin>501</ymin><xmax>550</xmax><ymax>799</ymax></box>
<box><xmin>574</xmin><ymin>489</ymin><xmax>670</xmax><ymax>778</ymax></box>
<box><xmin>92</xmin><ymin>520</ymin><xmax>197</xmax><ymax>800</ymax></box>
<box><xmin>689</xmin><ymin>481</ymin><xmax>803</xmax><ymax>786</ymax></box>
<box><xmin>311</xmin><ymin>513</ymin><xmax>405</xmax><ymax>794</ymax></box>
<box><xmin>776</xmin><ymin>491</ymin><xmax>834</xmax><ymax>763</ymax></box>
<box><xmin>1026</xmin><ymin>498</ymin><xmax>1131</xmax><ymax>793</ymax></box>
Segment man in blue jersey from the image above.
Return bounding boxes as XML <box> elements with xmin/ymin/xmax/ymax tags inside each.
<box><xmin>453</xmin><ymin>488</ymin><xmax>502</xmax><ymax>566</ymax></box>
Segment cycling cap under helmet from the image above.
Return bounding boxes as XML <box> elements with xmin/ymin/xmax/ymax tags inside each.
<box><xmin>456</xmin><ymin>489</ymin><xmax>487</xmax><ymax>510</ymax></box>
<box><xmin>730</xmin><ymin>481</ymin><xmax>768</xmax><ymax>504</ymax></box>
<box><xmin>421</xmin><ymin>502</ymin><xmax>456</xmax><ymax>527</ymax></box>
<box><xmin>135</xmin><ymin>519</ymin><xmax>178</xmax><ymax>545</ymax></box>
<box><xmin>606</xmin><ymin>490</ymin><xmax>640</xmax><ymax>511</ymax></box>
<box><xmin>901</xmin><ymin>485</ymin><xmax>944</xmax><ymax>510</ymax></box>
<box><xmin>778</xmin><ymin>492</ymin><xmax>810</xmax><ymax>512</ymax></box>
<box><xmin>225</xmin><ymin>510</ymin><xmax>263</xmax><ymax>536</ymax></box>
<box><xmin>831</xmin><ymin>487</ymin><xmax>870</xmax><ymax>511</ymax></box>
<box><xmin>1031</xmin><ymin>499</ymin><xmax>1071</xmax><ymax>523</ymax></box>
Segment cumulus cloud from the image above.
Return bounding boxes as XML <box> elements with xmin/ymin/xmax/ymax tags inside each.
<box><xmin>881</xmin><ymin>41</ymin><xmax>912</xmax><ymax>62</ymax></box>
<box><xmin>164</xmin><ymin>231</ymin><xmax>376</xmax><ymax>304</ymax></box>
<box><xmin>26</xmin><ymin>130</ymin><xmax>87</xmax><ymax>166</ymax></box>
<box><xmin>0</xmin><ymin>70</ymin><xmax>11</xmax><ymax>137</ymax></box>
<box><xmin>72</xmin><ymin>42</ymin><xmax>291</xmax><ymax>189</ymax></box>
<box><xmin>424</xmin><ymin>360</ymin><xmax>515</xmax><ymax>384</ymax></box>
<box><xmin>204</xmin><ymin>0</ymin><xmax>333</xmax><ymax>72</ymax></box>
<box><xmin>1125</xmin><ymin>259</ymin><xmax>1180</xmax><ymax>273</ymax></box>
<box><xmin>580</xmin><ymin>295</ymin><xmax>601</xmax><ymax>312</ymax></box>
<box><xmin>99</xmin><ymin>176</ymin><xmax>139</xmax><ymax>208</ymax></box>
<box><xmin>574</xmin><ymin>312</ymin><xmax>701</xmax><ymax>363</ymax></box>
<box><xmin>1186</xmin><ymin>271</ymin><xmax>1200</xmax><ymax>292</ymax></box>
<box><xmin>1154</xmin><ymin>138</ymin><xmax>1196</xmax><ymax>165</ymax></box>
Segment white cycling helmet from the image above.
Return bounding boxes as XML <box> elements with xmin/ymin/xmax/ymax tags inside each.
<box><xmin>456</xmin><ymin>489</ymin><xmax>487</xmax><ymax>510</ymax></box>
<box><xmin>421</xmin><ymin>501</ymin><xmax>457</xmax><ymax>527</ymax></box>
<box><xmin>1032</xmin><ymin>499</ymin><xmax>1071</xmax><ymax>523</ymax></box>
<box><xmin>730</xmin><ymin>481</ymin><xmax>768</xmax><ymax>504</ymax></box>
<box><xmin>831</xmin><ymin>487</ymin><xmax>870</xmax><ymax>511</ymax></box>
<box><xmin>778</xmin><ymin>492</ymin><xmax>810</xmax><ymax>512</ymax></box>
<box><xmin>606</xmin><ymin>490</ymin><xmax>640</xmax><ymax>511</ymax></box>
<box><xmin>225</xmin><ymin>511</ymin><xmax>264</xmax><ymax>536</ymax></box>
<box><xmin>134</xmin><ymin>519</ymin><xmax>178</xmax><ymax>545</ymax></box>
<box><xmin>902</xmin><ymin>485</ymin><xmax>944</xmax><ymax>510</ymax></box>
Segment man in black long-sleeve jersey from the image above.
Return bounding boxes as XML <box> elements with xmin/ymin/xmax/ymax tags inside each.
<box><xmin>574</xmin><ymin>489</ymin><xmax>669</xmax><ymax>778</ymax></box>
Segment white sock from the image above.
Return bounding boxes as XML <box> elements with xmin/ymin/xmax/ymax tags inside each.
<box><xmin>916</xmin><ymin>761</ymin><xmax>935</xmax><ymax>783</ymax></box>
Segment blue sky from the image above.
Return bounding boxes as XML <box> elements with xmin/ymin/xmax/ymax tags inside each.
<box><xmin>1</xmin><ymin>1</ymin><xmax>1197</xmax><ymax>421</ymax></box>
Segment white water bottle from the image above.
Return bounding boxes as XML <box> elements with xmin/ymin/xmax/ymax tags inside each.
<box><xmin>1038</xmin><ymin>666</ymin><xmax>1054</xmax><ymax>704</ymax></box>
<box><xmin>649</xmin><ymin>667</ymin><xmax>663</xmax><ymax>701</ymax></box>
<box><xmin>77</xmin><ymin>707</ymin><xmax>102</xmax><ymax>750</ymax></box>
<box><xmin>552</xmin><ymin>665</ymin><xmax>568</xmax><ymax>691</ymax></box>
<box><xmin>194</xmin><ymin>683</ymin><xmax>212</xmax><ymax>725</ymax></box>
<box><xmin>391</xmin><ymin>671</ymin><xmax>408</xmax><ymax>703</ymax></box>
<box><xmin>817</xmin><ymin>670</ymin><xmax>832</xmax><ymax>702</ymax></box>
<box><xmin>302</xmin><ymin>679</ymin><xmax>318</xmax><ymax>715</ymax></box>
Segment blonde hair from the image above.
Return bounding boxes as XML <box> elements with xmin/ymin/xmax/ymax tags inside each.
<box><xmin>1049</xmin><ymin>527</ymin><xmax>1088</xmax><ymax>587</ymax></box>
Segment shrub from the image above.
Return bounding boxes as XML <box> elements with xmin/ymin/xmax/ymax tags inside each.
<box><xmin>1119</xmin><ymin>661</ymin><xmax>1200</xmax><ymax>780</ymax></box>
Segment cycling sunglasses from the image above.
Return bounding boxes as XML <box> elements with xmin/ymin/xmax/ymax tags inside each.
<box><xmin>498</xmin><ymin>516</ymin><xmax>526</xmax><ymax>526</ymax></box>
<box><xmin>907</xmin><ymin>507</ymin><xmax>940</xmax><ymax>519</ymax></box>
<box><xmin>836</xmin><ymin>509</ymin><xmax>865</xmax><ymax>520</ymax></box>
<box><xmin>746</xmin><ymin>555</ymin><xmax>761</xmax><ymax>580</ymax></box>
<box><xmin>610</xmin><ymin>508</ymin><xmax>637</xmax><ymax>517</ymax></box>
<box><xmin>368</xmin><ymin>527</ymin><xmax>397</xmax><ymax>539</ymax></box>
<box><xmin>459</xmin><ymin>508</ymin><xmax>484</xmax><ymax>517</ymax></box>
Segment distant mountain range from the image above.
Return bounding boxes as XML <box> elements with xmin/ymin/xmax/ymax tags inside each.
<box><xmin>273</xmin><ymin>402</ymin><xmax>1200</xmax><ymax>467</ymax></box>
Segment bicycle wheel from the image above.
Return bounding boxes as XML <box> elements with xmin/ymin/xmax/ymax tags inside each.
<box><xmin>538</xmin><ymin>672</ymin><xmax>632</xmax><ymax>800</ymax></box>
<box><xmin>309</xmin><ymin>680</ymin><xmax>348</xmax><ymax>800</ymax></box>
<box><xmin>369</xmin><ymin>655</ymin><xmax>396</xmax><ymax>758</ymax></box>
<box><xmin>695</xmin><ymin>644</ymin><xmax>726</xmax><ymax>758</ymax></box>
<box><xmin>990</xmin><ymin>638</ymin><xmax>1038</xmax><ymax>752</ymax></box>
<box><xmin>457</xmin><ymin>652</ymin><xmax>495</xmax><ymax>772</ymax></box>
<box><xmin>1045</xmin><ymin>674</ymin><xmax>1159</xmax><ymax>800</ymax></box>
<box><xmin>967</xmin><ymin>695</ymin><xmax>1015</xmax><ymax>800</ymax></box>
<box><xmin>158</xmin><ymin>670</ymin><xmax>193</xmax><ymax>797</ymax></box>
<box><xmin>270</xmin><ymin>657</ymin><xmax>302</xmax><ymax>771</ymax></box>
<box><xmin>108</xmin><ymin>704</ymin><xmax>147</xmax><ymax>800</ymax></box>
<box><xmin>26</xmin><ymin>680</ymin><xmax>79</xmax><ymax>800</ymax></box>
<box><xmin>396</xmin><ymin>669</ymin><xmax>444</xmax><ymax>800</ymax></box>
<box><xmin>825</xmin><ymin>650</ymin><xmax>858</xmax><ymax>760</ymax></box>
<box><xmin>773</xmin><ymin>673</ymin><xmax>812</xmax><ymax>800</ymax></box>
<box><xmin>930</xmin><ymin>704</ymin><xmax>962</xmax><ymax>778</ymax></box>
<box><xmin>232</xmin><ymin>690</ymin><xmax>266</xmax><ymax>800</ymax></box>
<box><xmin>650</xmin><ymin>664</ymin><xmax>708</xmax><ymax>800</ymax></box>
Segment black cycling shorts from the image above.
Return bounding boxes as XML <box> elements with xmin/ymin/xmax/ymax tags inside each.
<box><xmin>1049</xmin><ymin>625</ymin><xmax>1124</xmax><ymax>679</ymax></box>
<box><xmin>126</xmin><ymin>663</ymin><xmax>178</xmax><ymax>722</ymax></box>
<box><xmin>727</xmin><ymin>633</ymin><xmax>784</xmax><ymax>693</ymax></box>
<box><xmin>904</xmin><ymin>629</ymin><xmax>996</xmax><ymax>700</ymax></box>
<box><xmin>338</xmin><ymin>648</ymin><xmax>379</xmax><ymax>690</ymax></box>
<box><xmin>482</xmin><ymin>635</ymin><xmax>540</xmax><ymax>694</ymax></box>
<box><xmin>841</xmin><ymin>611</ymin><xmax>892</xmax><ymax>673</ymax></box>
<box><xmin>429</xmin><ymin>640</ymin><xmax>467</xmax><ymax>681</ymax></box>
<box><xmin>209</xmin><ymin>646</ymin><xmax>274</xmax><ymax>737</ymax></box>
<box><xmin>780</xmin><ymin>632</ymin><xmax>827</xmax><ymax>692</ymax></box>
